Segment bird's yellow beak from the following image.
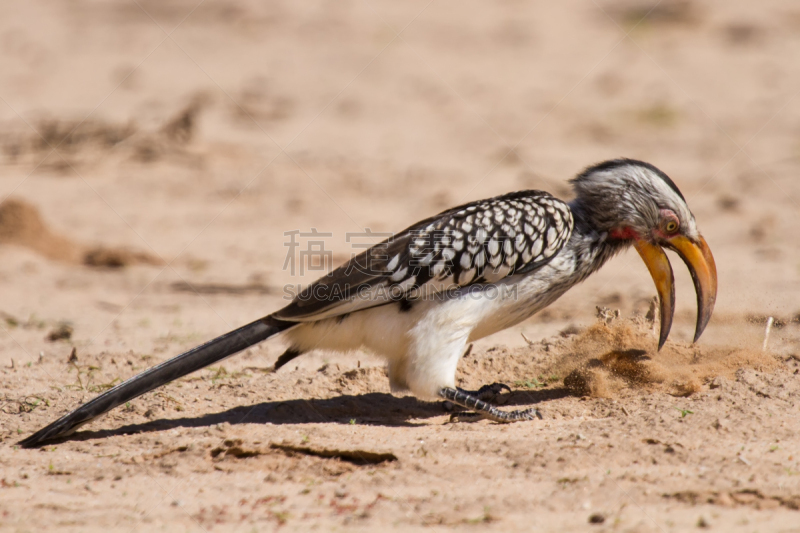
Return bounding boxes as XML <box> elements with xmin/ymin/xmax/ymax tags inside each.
<box><xmin>634</xmin><ymin>235</ymin><xmax>717</xmax><ymax>350</ymax></box>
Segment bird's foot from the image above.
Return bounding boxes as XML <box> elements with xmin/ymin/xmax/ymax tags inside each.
<box><xmin>439</xmin><ymin>387</ymin><xmax>541</xmax><ymax>423</ymax></box>
<box><xmin>457</xmin><ymin>382</ymin><xmax>511</xmax><ymax>403</ymax></box>
<box><xmin>449</xmin><ymin>411</ymin><xmax>493</xmax><ymax>423</ymax></box>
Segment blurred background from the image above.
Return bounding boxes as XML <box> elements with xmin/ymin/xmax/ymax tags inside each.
<box><xmin>0</xmin><ymin>0</ymin><xmax>798</xmax><ymax>365</ymax></box>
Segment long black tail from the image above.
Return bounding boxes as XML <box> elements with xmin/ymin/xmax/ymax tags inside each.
<box><xmin>19</xmin><ymin>315</ymin><xmax>293</xmax><ymax>448</ymax></box>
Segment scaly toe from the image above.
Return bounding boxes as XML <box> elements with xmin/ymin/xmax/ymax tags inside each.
<box><xmin>449</xmin><ymin>411</ymin><xmax>487</xmax><ymax>423</ymax></box>
<box><xmin>461</xmin><ymin>382</ymin><xmax>512</xmax><ymax>403</ymax></box>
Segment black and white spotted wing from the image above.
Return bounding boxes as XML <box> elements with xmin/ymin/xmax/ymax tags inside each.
<box><xmin>275</xmin><ymin>190</ymin><xmax>574</xmax><ymax>321</ymax></box>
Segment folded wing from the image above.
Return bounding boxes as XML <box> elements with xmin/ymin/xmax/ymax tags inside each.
<box><xmin>275</xmin><ymin>190</ymin><xmax>574</xmax><ymax>321</ymax></box>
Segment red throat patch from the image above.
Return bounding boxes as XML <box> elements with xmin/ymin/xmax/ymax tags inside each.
<box><xmin>610</xmin><ymin>227</ymin><xmax>640</xmax><ymax>241</ymax></box>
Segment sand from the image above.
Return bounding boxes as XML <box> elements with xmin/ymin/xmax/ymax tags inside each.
<box><xmin>1</xmin><ymin>1</ymin><xmax>799</xmax><ymax>531</ymax></box>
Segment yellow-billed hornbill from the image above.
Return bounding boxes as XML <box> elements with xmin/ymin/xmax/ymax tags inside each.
<box><xmin>20</xmin><ymin>158</ymin><xmax>717</xmax><ymax>447</ymax></box>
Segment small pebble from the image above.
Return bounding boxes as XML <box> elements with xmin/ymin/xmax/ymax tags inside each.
<box><xmin>588</xmin><ymin>513</ymin><xmax>605</xmax><ymax>524</ymax></box>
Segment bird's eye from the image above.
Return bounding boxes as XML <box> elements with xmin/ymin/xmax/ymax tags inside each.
<box><xmin>664</xmin><ymin>220</ymin><xmax>679</xmax><ymax>233</ymax></box>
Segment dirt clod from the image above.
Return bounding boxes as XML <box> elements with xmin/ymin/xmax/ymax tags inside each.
<box><xmin>0</xmin><ymin>199</ymin><xmax>80</xmax><ymax>262</ymax></box>
<box><xmin>549</xmin><ymin>321</ymin><xmax>780</xmax><ymax>398</ymax></box>
<box><xmin>0</xmin><ymin>197</ymin><xmax>161</xmax><ymax>267</ymax></box>
<box><xmin>83</xmin><ymin>247</ymin><xmax>162</xmax><ymax>268</ymax></box>
<box><xmin>46</xmin><ymin>324</ymin><xmax>73</xmax><ymax>342</ymax></box>
<box><xmin>270</xmin><ymin>443</ymin><xmax>398</xmax><ymax>465</ymax></box>
<box><xmin>588</xmin><ymin>513</ymin><xmax>605</xmax><ymax>524</ymax></box>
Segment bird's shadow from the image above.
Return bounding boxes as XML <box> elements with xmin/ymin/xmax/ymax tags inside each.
<box><xmin>53</xmin><ymin>388</ymin><xmax>572</xmax><ymax>445</ymax></box>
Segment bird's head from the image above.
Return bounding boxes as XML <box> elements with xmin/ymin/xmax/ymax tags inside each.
<box><xmin>571</xmin><ymin>158</ymin><xmax>717</xmax><ymax>350</ymax></box>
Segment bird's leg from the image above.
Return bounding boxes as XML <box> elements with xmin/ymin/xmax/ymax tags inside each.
<box><xmin>273</xmin><ymin>347</ymin><xmax>304</xmax><ymax>370</ymax></box>
<box><xmin>457</xmin><ymin>382</ymin><xmax>511</xmax><ymax>402</ymax></box>
<box><xmin>439</xmin><ymin>387</ymin><xmax>541</xmax><ymax>423</ymax></box>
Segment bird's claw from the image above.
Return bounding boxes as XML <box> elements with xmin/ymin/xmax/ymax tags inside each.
<box><xmin>458</xmin><ymin>382</ymin><xmax>512</xmax><ymax>403</ymax></box>
<box><xmin>449</xmin><ymin>411</ymin><xmax>487</xmax><ymax>423</ymax></box>
<box><xmin>439</xmin><ymin>386</ymin><xmax>542</xmax><ymax>424</ymax></box>
<box><xmin>449</xmin><ymin>407</ymin><xmax>542</xmax><ymax>424</ymax></box>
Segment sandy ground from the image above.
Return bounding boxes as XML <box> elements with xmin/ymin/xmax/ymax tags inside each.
<box><xmin>1</xmin><ymin>1</ymin><xmax>799</xmax><ymax>531</ymax></box>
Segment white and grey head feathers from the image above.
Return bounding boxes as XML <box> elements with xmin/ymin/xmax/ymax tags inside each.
<box><xmin>570</xmin><ymin>158</ymin><xmax>698</xmax><ymax>240</ymax></box>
